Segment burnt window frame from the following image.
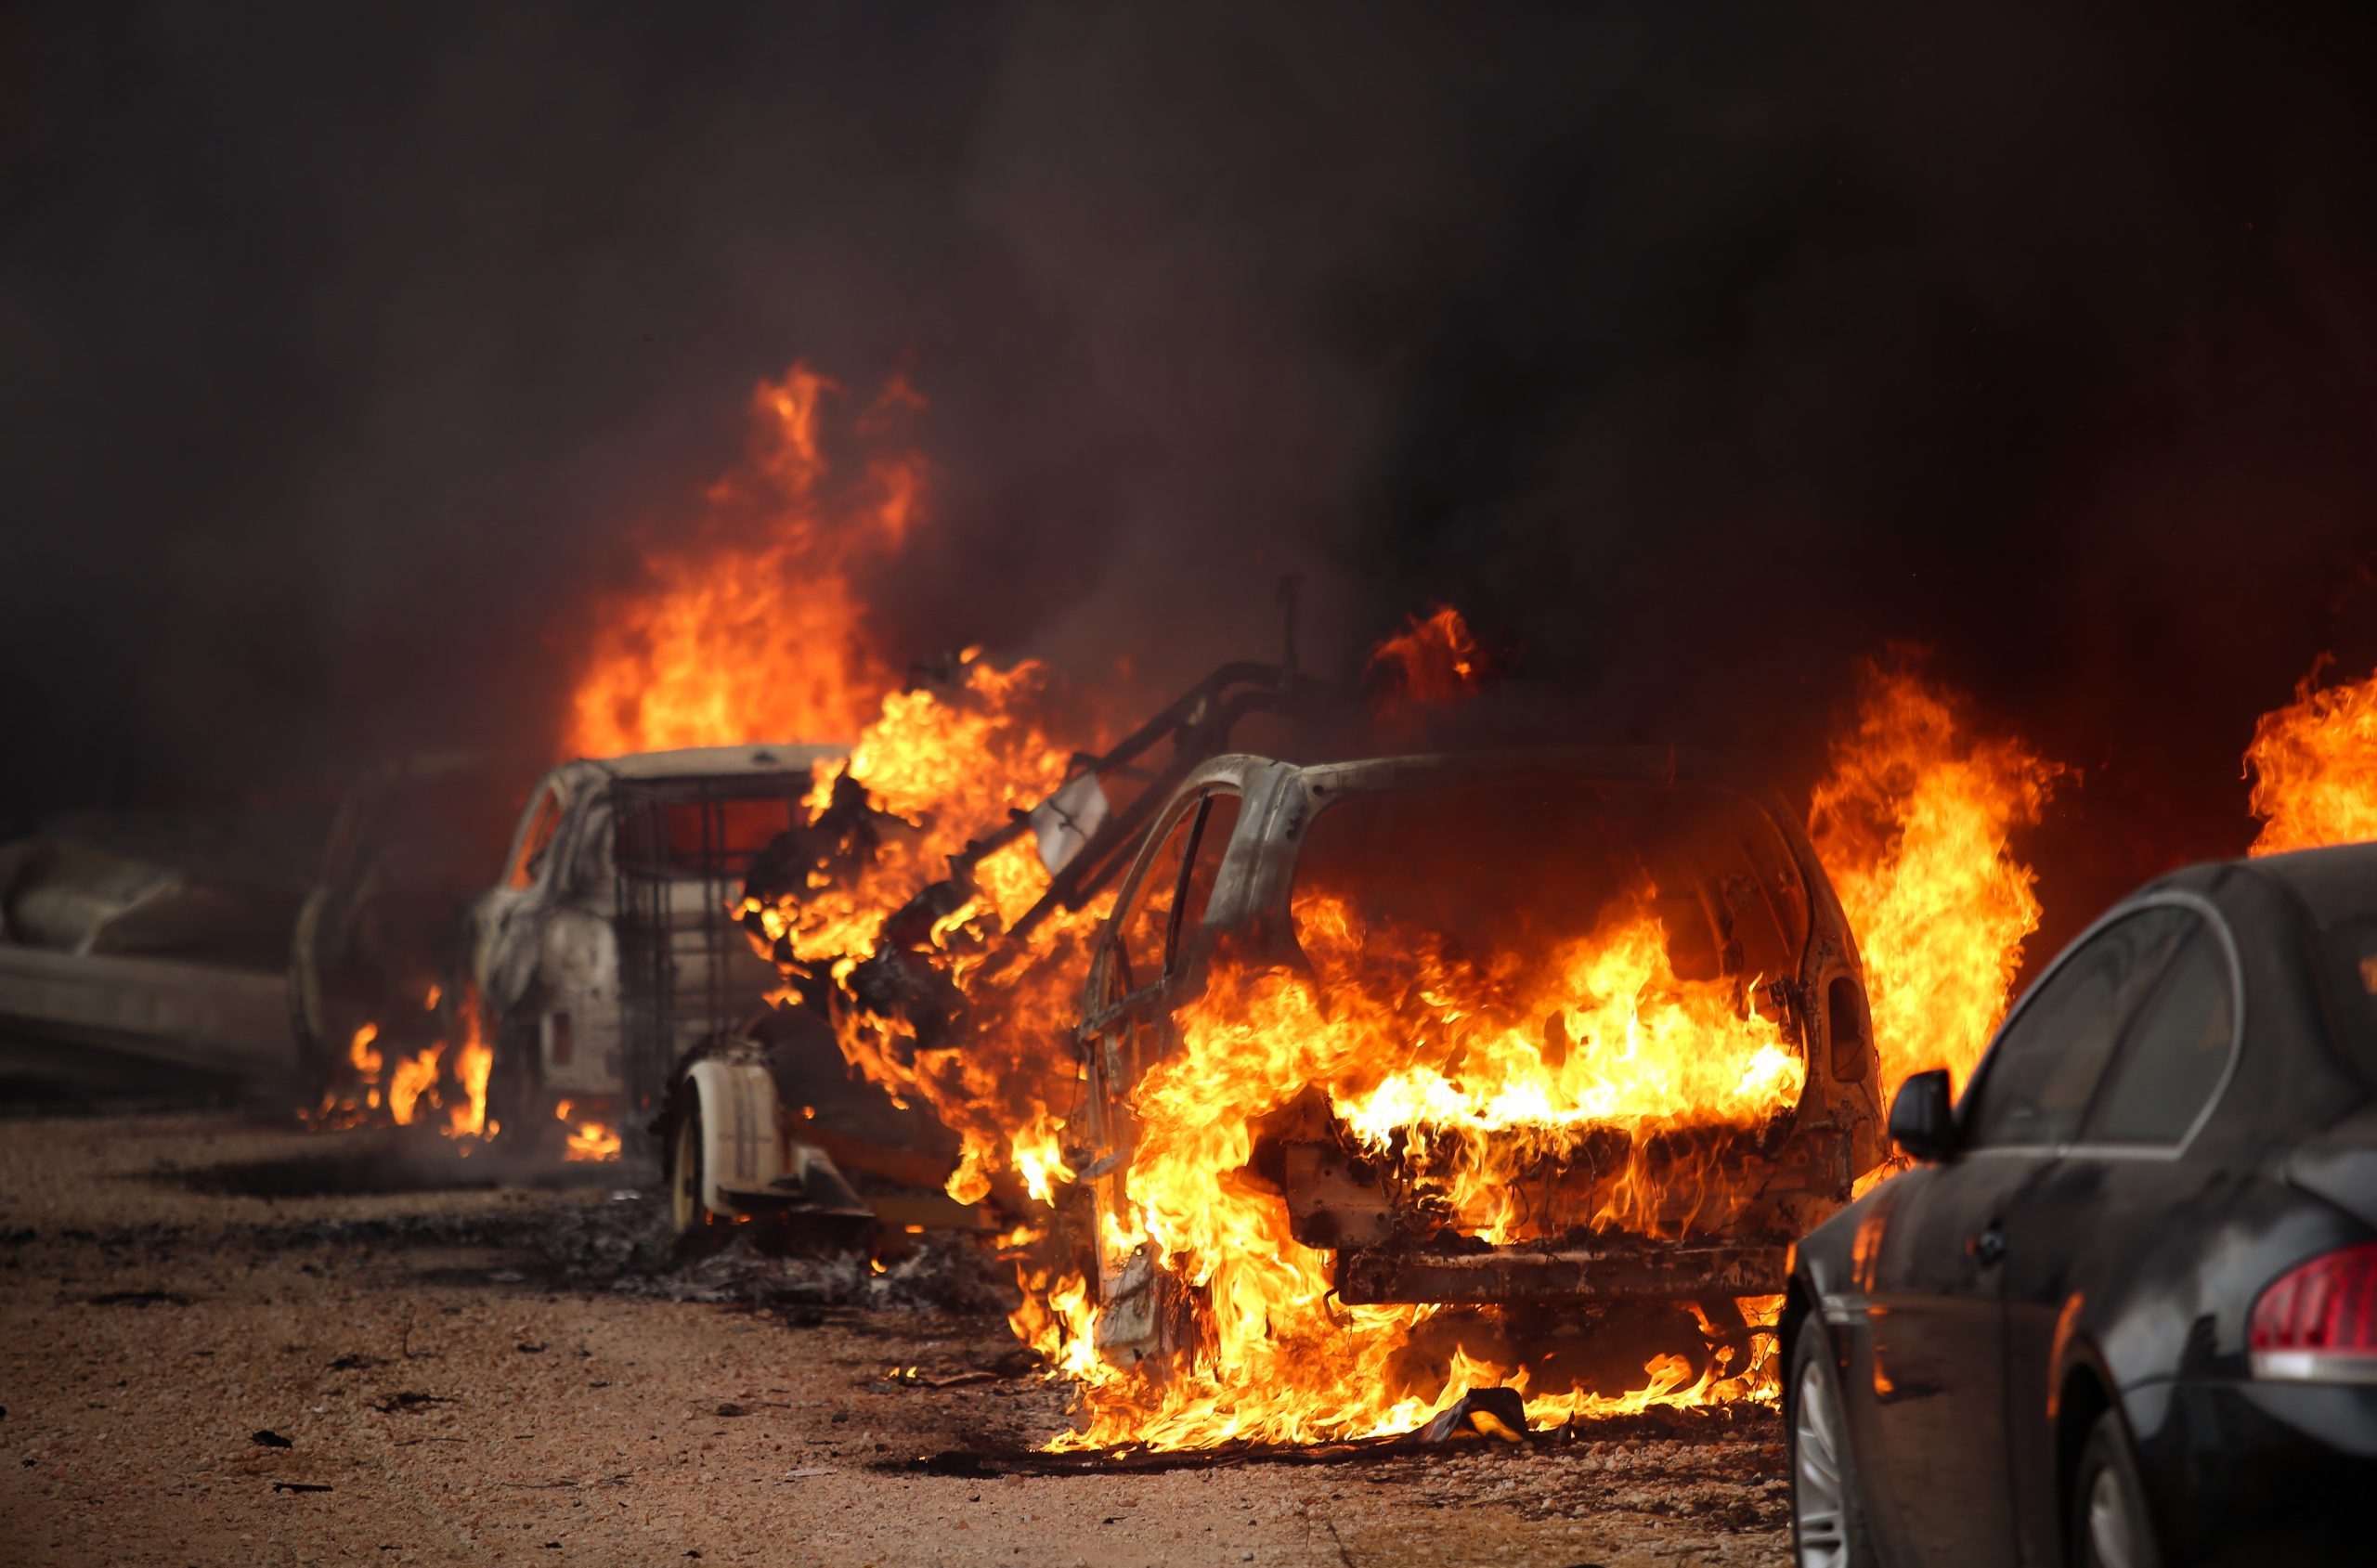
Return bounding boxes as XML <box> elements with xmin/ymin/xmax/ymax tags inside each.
<box><xmin>1277</xmin><ymin>771</ymin><xmax>1813</xmax><ymax>1000</ymax></box>
<box><xmin>505</xmin><ymin>782</ymin><xmax>567</xmax><ymax>891</ymax></box>
<box><xmin>1098</xmin><ymin>784</ymin><xmax>1245</xmax><ymax>1017</ymax></box>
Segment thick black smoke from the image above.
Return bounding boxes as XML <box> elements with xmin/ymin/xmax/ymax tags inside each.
<box><xmin>4</xmin><ymin>3</ymin><xmax>2374</xmax><ymax>946</ymax></box>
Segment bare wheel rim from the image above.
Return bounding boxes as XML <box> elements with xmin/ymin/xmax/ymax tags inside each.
<box><xmin>2086</xmin><ymin>1465</ymin><xmax>2137</xmax><ymax>1568</ymax></box>
<box><xmin>1793</xmin><ymin>1354</ymin><xmax>1851</xmax><ymax>1568</ymax></box>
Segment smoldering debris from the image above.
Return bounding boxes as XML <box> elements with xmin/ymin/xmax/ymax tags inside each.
<box><xmin>144</xmin><ymin>1151</ymin><xmax>1022</xmax><ymax>1316</ymax></box>
<box><xmin>621</xmin><ymin>1231</ymin><xmax>1016</xmax><ymax>1315</ymax></box>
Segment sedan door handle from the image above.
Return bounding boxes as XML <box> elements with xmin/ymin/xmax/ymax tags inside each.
<box><xmin>1969</xmin><ymin>1221</ymin><xmax>2007</xmax><ymax>1267</ymax></box>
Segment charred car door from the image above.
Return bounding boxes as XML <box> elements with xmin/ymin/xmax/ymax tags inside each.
<box><xmin>1860</xmin><ymin>906</ymin><xmax>2191</xmax><ymax>1565</ymax></box>
<box><xmin>534</xmin><ymin>792</ymin><xmax>623</xmax><ymax>1094</ymax></box>
<box><xmin>1080</xmin><ymin>780</ymin><xmax>1245</xmax><ymax>1365</ymax></box>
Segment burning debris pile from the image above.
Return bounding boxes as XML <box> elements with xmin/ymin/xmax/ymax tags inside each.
<box><xmin>735</xmin><ymin>652</ymin><xmax>1110</xmax><ymax>1210</ymax></box>
<box><xmin>305</xmin><ymin>986</ymin><xmax>624</xmax><ymax>1160</ymax></box>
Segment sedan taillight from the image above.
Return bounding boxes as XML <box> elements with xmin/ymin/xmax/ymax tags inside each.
<box><xmin>2250</xmin><ymin>1241</ymin><xmax>2377</xmax><ymax>1383</ymax></box>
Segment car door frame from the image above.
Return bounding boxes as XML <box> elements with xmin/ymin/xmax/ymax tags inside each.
<box><xmin>1077</xmin><ymin>777</ymin><xmax>1253</xmax><ymax>1358</ymax></box>
<box><xmin>534</xmin><ymin>787</ymin><xmax>625</xmax><ymax>1095</ymax></box>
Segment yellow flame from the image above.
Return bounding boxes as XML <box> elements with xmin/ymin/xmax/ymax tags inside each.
<box><xmin>1810</xmin><ymin>661</ymin><xmax>2059</xmax><ymax>1101</ymax></box>
<box><xmin>2247</xmin><ymin>660</ymin><xmax>2377</xmax><ymax>855</ymax></box>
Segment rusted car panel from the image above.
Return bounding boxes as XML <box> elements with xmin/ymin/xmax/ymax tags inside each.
<box><xmin>1072</xmin><ymin>747</ymin><xmax>1885</xmax><ymax>1363</ymax></box>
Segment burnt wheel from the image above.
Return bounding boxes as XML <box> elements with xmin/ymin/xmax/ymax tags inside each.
<box><xmin>1787</xmin><ymin>1318</ymin><xmax>1877</xmax><ymax>1568</ymax></box>
<box><xmin>664</xmin><ymin>1082</ymin><xmax>728</xmax><ymax>1249</ymax></box>
<box><xmin>2071</xmin><ymin>1411</ymin><xmax>2163</xmax><ymax>1568</ymax></box>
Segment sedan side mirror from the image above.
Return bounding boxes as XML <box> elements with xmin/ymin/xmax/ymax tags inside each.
<box><xmin>1889</xmin><ymin>1069</ymin><xmax>1958</xmax><ymax>1162</ymax></box>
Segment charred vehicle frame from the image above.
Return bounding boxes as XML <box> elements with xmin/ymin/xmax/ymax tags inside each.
<box><xmin>1069</xmin><ymin>746</ymin><xmax>1890</xmax><ymax>1372</ymax></box>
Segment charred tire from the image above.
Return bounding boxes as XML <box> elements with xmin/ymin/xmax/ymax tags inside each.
<box><xmin>2071</xmin><ymin>1410</ymin><xmax>2163</xmax><ymax>1568</ymax></box>
<box><xmin>1787</xmin><ymin>1320</ymin><xmax>1877</xmax><ymax>1568</ymax></box>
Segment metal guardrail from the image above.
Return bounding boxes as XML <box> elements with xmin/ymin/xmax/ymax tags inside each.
<box><xmin>0</xmin><ymin>945</ymin><xmax>296</xmax><ymax>1081</ymax></box>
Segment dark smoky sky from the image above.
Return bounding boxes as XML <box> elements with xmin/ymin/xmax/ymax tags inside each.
<box><xmin>4</xmin><ymin>2</ymin><xmax>2375</xmax><ymax>936</ymax></box>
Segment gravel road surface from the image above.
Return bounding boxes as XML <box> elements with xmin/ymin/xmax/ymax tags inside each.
<box><xmin>0</xmin><ymin>1112</ymin><xmax>1789</xmax><ymax>1567</ymax></box>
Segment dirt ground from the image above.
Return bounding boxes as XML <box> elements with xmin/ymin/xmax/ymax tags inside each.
<box><xmin>0</xmin><ymin>1110</ymin><xmax>1789</xmax><ymax>1568</ymax></box>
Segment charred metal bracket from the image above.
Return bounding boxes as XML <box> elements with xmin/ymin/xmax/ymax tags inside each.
<box><xmin>1334</xmin><ymin>1235</ymin><xmax>1793</xmax><ymax>1306</ymax></box>
<box><xmin>951</xmin><ymin>660</ymin><xmax>1344</xmax><ymax>947</ymax></box>
<box><xmin>774</xmin><ymin>659</ymin><xmax>1348</xmax><ymax>1058</ymax></box>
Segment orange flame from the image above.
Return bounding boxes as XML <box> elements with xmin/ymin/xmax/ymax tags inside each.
<box><xmin>740</xmin><ymin>654</ymin><xmax>1110</xmax><ymax>1204</ymax></box>
<box><xmin>1809</xmin><ymin>662</ymin><xmax>2060</xmax><ymax>1104</ymax></box>
<box><xmin>1362</xmin><ymin>605</ymin><xmax>1493</xmax><ymax>721</ymax></box>
<box><xmin>388</xmin><ymin>1046</ymin><xmax>443</xmax><ymax>1126</ymax></box>
<box><xmin>1037</xmin><ymin>886</ymin><xmax>1800</xmax><ymax>1449</ymax></box>
<box><xmin>305</xmin><ymin>986</ymin><xmax>499</xmax><ymax>1147</ymax></box>
<box><xmin>448</xmin><ymin>991</ymin><xmax>493</xmax><ymax>1140</ymax></box>
<box><xmin>2246</xmin><ymin>659</ymin><xmax>2377</xmax><ymax>855</ymax></box>
<box><xmin>553</xmin><ymin>1100</ymin><xmax>622</xmax><ymax>1162</ymax></box>
<box><xmin>566</xmin><ymin>365</ymin><xmax>925</xmax><ymax>758</ymax></box>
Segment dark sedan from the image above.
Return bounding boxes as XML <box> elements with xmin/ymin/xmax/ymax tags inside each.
<box><xmin>1783</xmin><ymin>845</ymin><xmax>2377</xmax><ymax>1568</ymax></box>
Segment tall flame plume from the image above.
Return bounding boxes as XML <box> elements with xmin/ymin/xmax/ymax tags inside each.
<box><xmin>2247</xmin><ymin>659</ymin><xmax>2377</xmax><ymax>856</ymax></box>
<box><xmin>1810</xmin><ymin>661</ymin><xmax>2060</xmax><ymax>1103</ymax></box>
<box><xmin>567</xmin><ymin>365</ymin><xmax>924</xmax><ymax>759</ymax></box>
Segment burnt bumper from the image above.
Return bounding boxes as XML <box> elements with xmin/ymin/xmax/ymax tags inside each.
<box><xmin>1334</xmin><ymin>1238</ymin><xmax>1790</xmax><ymax>1305</ymax></box>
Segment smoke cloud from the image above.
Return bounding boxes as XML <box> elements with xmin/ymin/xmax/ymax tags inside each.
<box><xmin>5</xmin><ymin>2</ymin><xmax>2374</xmax><ymax>943</ymax></box>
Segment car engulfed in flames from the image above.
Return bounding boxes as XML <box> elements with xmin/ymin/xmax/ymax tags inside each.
<box><xmin>497</xmin><ymin>356</ymin><xmax>2069</xmax><ymax>1453</ymax></box>
<box><xmin>1042</xmin><ymin>746</ymin><xmax>1889</xmax><ymax>1448</ymax></box>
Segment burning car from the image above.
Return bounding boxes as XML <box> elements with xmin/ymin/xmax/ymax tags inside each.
<box><xmin>731</xmin><ymin>652</ymin><xmax>1345</xmax><ymax>1216</ymax></box>
<box><xmin>461</xmin><ymin>741</ymin><xmax>951</xmax><ymax>1227</ymax></box>
<box><xmin>1069</xmin><ymin>746</ymin><xmax>1888</xmax><ymax>1387</ymax></box>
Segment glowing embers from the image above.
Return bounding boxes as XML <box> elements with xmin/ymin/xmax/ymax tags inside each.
<box><xmin>2247</xmin><ymin>658</ymin><xmax>2377</xmax><ymax>856</ymax></box>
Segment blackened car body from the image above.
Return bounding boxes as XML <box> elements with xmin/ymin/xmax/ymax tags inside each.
<box><xmin>1783</xmin><ymin>845</ymin><xmax>2377</xmax><ymax>1568</ymax></box>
